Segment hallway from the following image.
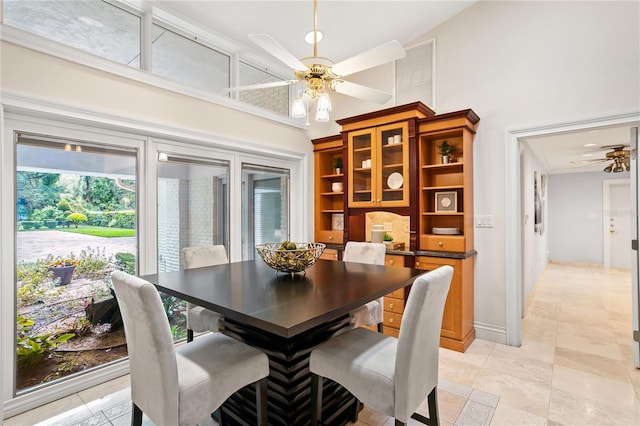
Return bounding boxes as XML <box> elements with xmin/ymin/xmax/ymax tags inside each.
<box><xmin>3</xmin><ymin>262</ymin><xmax>639</xmax><ymax>425</ymax></box>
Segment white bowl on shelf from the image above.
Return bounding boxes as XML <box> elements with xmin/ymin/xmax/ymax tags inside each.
<box><xmin>432</xmin><ymin>227</ymin><xmax>461</xmax><ymax>235</ymax></box>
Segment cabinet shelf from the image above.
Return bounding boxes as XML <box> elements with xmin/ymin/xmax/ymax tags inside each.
<box><xmin>383</xmin><ymin>163</ymin><xmax>403</xmax><ymax>169</ymax></box>
<box><xmin>422</xmin><ymin>185</ymin><xmax>464</xmax><ymax>191</ymax></box>
<box><xmin>353</xmin><ymin>147</ymin><xmax>371</xmax><ymax>153</ymax></box>
<box><xmin>321</xmin><ymin>173</ymin><xmax>344</xmax><ymax>179</ymax></box>
<box><xmin>321</xmin><ymin>209</ymin><xmax>344</xmax><ymax>214</ymax></box>
<box><xmin>321</xmin><ymin>192</ymin><xmax>344</xmax><ymax>196</ymax></box>
<box><xmin>382</xmin><ymin>143</ymin><xmax>404</xmax><ymax>149</ymax></box>
<box><xmin>422</xmin><ymin>212</ymin><xmax>464</xmax><ymax>216</ymax></box>
<box><xmin>383</xmin><ymin>188</ymin><xmax>404</xmax><ymax>193</ymax></box>
<box><xmin>353</xmin><ymin>189</ymin><xmax>372</xmax><ymax>194</ymax></box>
<box><xmin>422</xmin><ymin>163</ymin><xmax>464</xmax><ymax>170</ymax></box>
<box><xmin>354</xmin><ymin>168</ymin><xmax>373</xmax><ymax>172</ymax></box>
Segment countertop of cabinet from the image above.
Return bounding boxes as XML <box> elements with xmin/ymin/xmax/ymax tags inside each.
<box><xmin>321</xmin><ymin>244</ymin><xmax>477</xmax><ymax>259</ymax></box>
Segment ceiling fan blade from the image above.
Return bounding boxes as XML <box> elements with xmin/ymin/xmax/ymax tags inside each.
<box><xmin>249</xmin><ymin>34</ymin><xmax>308</xmax><ymax>72</ymax></box>
<box><xmin>223</xmin><ymin>80</ymin><xmax>296</xmax><ymax>93</ymax></box>
<box><xmin>569</xmin><ymin>158</ymin><xmax>607</xmax><ymax>164</ymax></box>
<box><xmin>331</xmin><ymin>40</ymin><xmax>406</xmax><ymax>77</ymax></box>
<box><xmin>332</xmin><ymin>80</ymin><xmax>392</xmax><ymax>104</ymax></box>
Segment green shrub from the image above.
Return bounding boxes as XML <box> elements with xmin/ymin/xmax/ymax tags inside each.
<box><xmin>16</xmin><ymin>315</ymin><xmax>74</xmax><ymax>366</ymax></box>
<box><xmin>21</xmin><ymin>221</ymin><xmax>35</xmax><ymax>230</ymax></box>
<box><xmin>43</xmin><ymin>219</ymin><xmax>57</xmax><ymax>229</ymax></box>
<box><xmin>85</xmin><ymin>210</ymin><xmax>135</xmax><ymax>229</ymax></box>
<box><xmin>66</xmin><ymin>212</ymin><xmax>87</xmax><ymax>227</ymax></box>
<box><xmin>31</xmin><ymin>206</ymin><xmax>59</xmax><ymax>221</ymax></box>
<box><xmin>57</xmin><ymin>199</ymin><xmax>71</xmax><ymax>212</ymax></box>
<box><xmin>33</xmin><ymin>221</ymin><xmax>43</xmax><ymax>229</ymax></box>
<box><xmin>16</xmin><ymin>259</ymin><xmax>57</xmax><ymax>307</ymax></box>
<box><xmin>75</xmin><ymin>247</ymin><xmax>113</xmax><ymax>280</ymax></box>
<box><xmin>115</xmin><ymin>252</ymin><xmax>136</xmax><ymax>274</ymax></box>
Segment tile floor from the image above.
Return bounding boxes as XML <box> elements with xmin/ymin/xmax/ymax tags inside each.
<box><xmin>4</xmin><ymin>262</ymin><xmax>639</xmax><ymax>426</ymax></box>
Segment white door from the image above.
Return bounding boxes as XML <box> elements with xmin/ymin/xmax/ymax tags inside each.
<box><xmin>604</xmin><ymin>180</ymin><xmax>632</xmax><ymax>269</ymax></box>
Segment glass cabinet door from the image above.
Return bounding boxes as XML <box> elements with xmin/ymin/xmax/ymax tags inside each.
<box><xmin>378</xmin><ymin>123</ymin><xmax>409</xmax><ymax>206</ymax></box>
<box><xmin>348</xmin><ymin>129</ymin><xmax>375</xmax><ymax>207</ymax></box>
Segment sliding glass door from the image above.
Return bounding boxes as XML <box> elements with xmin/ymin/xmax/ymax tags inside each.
<box><xmin>15</xmin><ymin>133</ymin><xmax>137</xmax><ymax>393</ymax></box>
<box><xmin>156</xmin><ymin>153</ymin><xmax>230</xmax><ymax>340</ymax></box>
<box><xmin>241</xmin><ymin>164</ymin><xmax>290</xmax><ymax>260</ymax></box>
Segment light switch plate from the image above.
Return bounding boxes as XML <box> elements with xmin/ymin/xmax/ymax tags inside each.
<box><xmin>476</xmin><ymin>215</ymin><xmax>494</xmax><ymax>228</ymax></box>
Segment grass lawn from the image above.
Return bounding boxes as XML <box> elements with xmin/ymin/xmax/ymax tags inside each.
<box><xmin>57</xmin><ymin>226</ymin><xmax>134</xmax><ymax>238</ymax></box>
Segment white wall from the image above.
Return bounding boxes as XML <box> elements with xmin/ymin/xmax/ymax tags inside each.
<box><xmin>548</xmin><ymin>171</ymin><xmax>630</xmax><ymax>264</ymax></box>
<box><xmin>521</xmin><ymin>143</ymin><xmax>549</xmax><ymax>305</ymax></box>
<box><xmin>411</xmin><ymin>0</ymin><xmax>640</xmax><ymax>342</ymax></box>
<box><xmin>308</xmin><ymin>0</ymin><xmax>640</xmax><ymax>343</ymax></box>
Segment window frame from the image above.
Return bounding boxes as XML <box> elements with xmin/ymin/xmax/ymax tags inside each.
<box><xmin>0</xmin><ymin>2</ymin><xmax>303</xmax><ymax>128</ymax></box>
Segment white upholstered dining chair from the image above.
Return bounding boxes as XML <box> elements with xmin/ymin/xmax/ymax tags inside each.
<box><xmin>309</xmin><ymin>265</ymin><xmax>453</xmax><ymax>426</ymax></box>
<box><xmin>182</xmin><ymin>245</ymin><xmax>228</xmax><ymax>342</ymax></box>
<box><xmin>111</xmin><ymin>270</ymin><xmax>269</xmax><ymax>426</ymax></box>
<box><xmin>342</xmin><ymin>241</ymin><xmax>387</xmax><ymax>332</ymax></box>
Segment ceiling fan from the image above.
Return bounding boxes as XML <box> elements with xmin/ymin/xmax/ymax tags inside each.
<box><xmin>224</xmin><ymin>0</ymin><xmax>406</xmax><ymax>123</ymax></box>
<box><xmin>571</xmin><ymin>144</ymin><xmax>631</xmax><ymax>172</ymax></box>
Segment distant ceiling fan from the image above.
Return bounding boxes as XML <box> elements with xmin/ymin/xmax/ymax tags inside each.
<box><xmin>571</xmin><ymin>144</ymin><xmax>631</xmax><ymax>172</ymax></box>
<box><xmin>224</xmin><ymin>0</ymin><xmax>406</xmax><ymax>123</ymax></box>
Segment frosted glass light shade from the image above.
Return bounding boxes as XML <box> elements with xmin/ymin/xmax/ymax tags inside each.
<box><xmin>292</xmin><ymin>98</ymin><xmax>306</xmax><ymax>118</ymax></box>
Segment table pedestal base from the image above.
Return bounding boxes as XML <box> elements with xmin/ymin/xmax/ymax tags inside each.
<box><xmin>221</xmin><ymin>315</ymin><xmax>359</xmax><ymax>425</ymax></box>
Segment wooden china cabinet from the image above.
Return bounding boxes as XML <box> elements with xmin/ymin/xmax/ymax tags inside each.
<box><xmin>312</xmin><ymin>103</ymin><xmax>480</xmax><ymax>352</ymax></box>
<box><xmin>415</xmin><ymin>109</ymin><xmax>479</xmax><ymax>352</ymax></box>
<box><xmin>312</xmin><ymin>134</ymin><xmax>344</xmax><ymax>261</ymax></box>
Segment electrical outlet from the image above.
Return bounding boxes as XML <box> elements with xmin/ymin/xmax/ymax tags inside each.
<box><xmin>476</xmin><ymin>215</ymin><xmax>494</xmax><ymax>228</ymax></box>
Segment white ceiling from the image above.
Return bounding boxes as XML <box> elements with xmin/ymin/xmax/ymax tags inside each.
<box><xmin>153</xmin><ymin>0</ymin><xmax>476</xmax><ymax>67</ymax></box>
<box><xmin>524</xmin><ymin>126</ymin><xmax>633</xmax><ymax>175</ymax></box>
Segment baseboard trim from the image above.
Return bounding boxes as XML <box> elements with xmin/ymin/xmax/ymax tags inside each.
<box><xmin>474</xmin><ymin>322</ymin><xmax>507</xmax><ymax>345</ymax></box>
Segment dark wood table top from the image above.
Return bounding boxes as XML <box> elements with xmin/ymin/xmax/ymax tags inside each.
<box><xmin>141</xmin><ymin>259</ymin><xmax>424</xmax><ymax>338</ymax></box>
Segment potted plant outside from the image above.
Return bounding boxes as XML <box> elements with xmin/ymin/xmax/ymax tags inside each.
<box><xmin>48</xmin><ymin>257</ymin><xmax>78</xmax><ymax>285</ymax></box>
<box><xmin>332</xmin><ymin>157</ymin><xmax>343</xmax><ymax>175</ymax></box>
<box><xmin>437</xmin><ymin>140</ymin><xmax>457</xmax><ymax>164</ymax></box>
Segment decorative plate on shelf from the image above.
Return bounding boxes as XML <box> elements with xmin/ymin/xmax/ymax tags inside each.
<box><xmin>387</xmin><ymin>172</ymin><xmax>403</xmax><ymax>189</ymax></box>
<box><xmin>432</xmin><ymin>227</ymin><xmax>461</xmax><ymax>235</ymax></box>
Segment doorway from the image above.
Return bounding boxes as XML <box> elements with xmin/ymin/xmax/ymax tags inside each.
<box><xmin>604</xmin><ymin>179</ymin><xmax>632</xmax><ymax>269</ymax></box>
<box><xmin>505</xmin><ymin>113</ymin><xmax>640</xmax><ymax>347</ymax></box>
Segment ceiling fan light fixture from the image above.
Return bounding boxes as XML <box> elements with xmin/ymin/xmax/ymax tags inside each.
<box><xmin>316</xmin><ymin>92</ymin><xmax>332</xmax><ymax>112</ymax></box>
<box><xmin>291</xmin><ymin>97</ymin><xmax>306</xmax><ymax>118</ymax></box>
<box><xmin>304</xmin><ymin>30</ymin><xmax>323</xmax><ymax>44</ymax></box>
<box><xmin>603</xmin><ymin>163</ymin><xmax>613</xmax><ymax>172</ymax></box>
<box><xmin>315</xmin><ymin>107</ymin><xmax>330</xmax><ymax>122</ymax></box>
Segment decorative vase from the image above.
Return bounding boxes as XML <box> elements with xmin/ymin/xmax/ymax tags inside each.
<box><xmin>49</xmin><ymin>265</ymin><xmax>76</xmax><ymax>285</ymax></box>
<box><xmin>335</xmin><ymin>167</ymin><xmax>341</xmax><ymax>175</ymax></box>
<box><xmin>441</xmin><ymin>155</ymin><xmax>450</xmax><ymax>164</ymax></box>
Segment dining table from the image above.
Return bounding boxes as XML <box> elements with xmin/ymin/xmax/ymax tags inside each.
<box><xmin>141</xmin><ymin>258</ymin><xmax>424</xmax><ymax>425</ymax></box>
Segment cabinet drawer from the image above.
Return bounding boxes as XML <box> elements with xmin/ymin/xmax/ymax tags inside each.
<box><xmin>383</xmin><ymin>327</ymin><xmax>399</xmax><ymax>338</ymax></box>
<box><xmin>385</xmin><ymin>254</ymin><xmax>404</xmax><ymax>267</ymax></box>
<box><xmin>387</xmin><ymin>288</ymin><xmax>404</xmax><ymax>299</ymax></box>
<box><xmin>421</xmin><ymin>235</ymin><xmax>465</xmax><ymax>252</ymax></box>
<box><xmin>384</xmin><ymin>311</ymin><xmax>403</xmax><ymax>329</ymax></box>
<box><xmin>319</xmin><ymin>248</ymin><xmax>339</xmax><ymax>261</ymax></box>
<box><xmin>384</xmin><ymin>296</ymin><xmax>404</xmax><ymax>314</ymax></box>
<box><xmin>317</xmin><ymin>230</ymin><xmax>343</xmax><ymax>245</ymax></box>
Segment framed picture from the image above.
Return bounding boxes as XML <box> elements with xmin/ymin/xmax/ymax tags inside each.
<box><xmin>435</xmin><ymin>191</ymin><xmax>457</xmax><ymax>213</ymax></box>
<box><xmin>331</xmin><ymin>213</ymin><xmax>344</xmax><ymax>231</ymax></box>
